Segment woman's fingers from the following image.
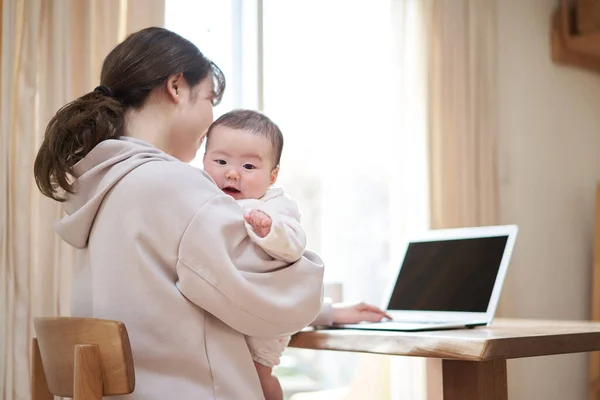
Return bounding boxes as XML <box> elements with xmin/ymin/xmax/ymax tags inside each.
<box><xmin>359</xmin><ymin>302</ymin><xmax>392</xmax><ymax>320</ymax></box>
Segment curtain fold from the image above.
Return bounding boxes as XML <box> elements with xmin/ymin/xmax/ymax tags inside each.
<box><xmin>427</xmin><ymin>0</ymin><xmax>500</xmax><ymax>231</ymax></box>
<box><xmin>0</xmin><ymin>1</ymin><xmax>165</xmax><ymax>398</ymax></box>
<box><xmin>424</xmin><ymin>1</ymin><xmax>500</xmax><ymax>398</ymax></box>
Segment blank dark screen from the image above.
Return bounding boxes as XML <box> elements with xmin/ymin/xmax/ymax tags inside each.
<box><xmin>388</xmin><ymin>236</ymin><xmax>508</xmax><ymax>312</ymax></box>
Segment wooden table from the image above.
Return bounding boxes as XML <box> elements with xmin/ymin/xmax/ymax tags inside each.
<box><xmin>289</xmin><ymin>318</ymin><xmax>600</xmax><ymax>400</ymax></box>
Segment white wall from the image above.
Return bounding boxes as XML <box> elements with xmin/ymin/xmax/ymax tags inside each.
<box><xmin>497</xmin><ymin>1</ymin><xmax>600</xmax><ymax>399</ymax></box>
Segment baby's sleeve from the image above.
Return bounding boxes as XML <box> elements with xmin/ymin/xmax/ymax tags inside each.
<box><xmin>240</xmin><ymin>194</ymin><xmax>307</xmax><ymax>263</ymax></box>
<box><xmin>246</xmin><ymin>335</ymin><xmax>291</xmax><ymax>368</ymax></box>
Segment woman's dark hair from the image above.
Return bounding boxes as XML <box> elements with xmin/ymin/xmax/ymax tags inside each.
<box><xmin>34</xmin><ymin>27</ymin><xmax>225</xmax><ymax>201</ymax></box>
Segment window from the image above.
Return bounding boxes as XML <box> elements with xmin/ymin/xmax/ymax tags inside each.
<box><xmin>166</xmin><ymin>1</ymin><xmax>429</xmax><ymax>397</ymax></box>
<box><xmin>166</xmin><ymin>0</ymin><xmax>261</xmax><ymax>166</ymax></box>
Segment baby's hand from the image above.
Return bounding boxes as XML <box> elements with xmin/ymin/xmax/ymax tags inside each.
<box><xmin>244</xmin><ymin>210</ymin><xmax>272</xmax><ymax>238</ymax></box>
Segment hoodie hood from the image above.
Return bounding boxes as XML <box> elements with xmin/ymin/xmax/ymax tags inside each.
<box><xmin>54</xmin><ymin>137</ymin><xmax>177</xmax><ymax>249</ymax></box>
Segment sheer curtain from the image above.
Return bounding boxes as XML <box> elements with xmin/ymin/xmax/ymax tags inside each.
<box><xmin>262</xmin><ymin>0</ymin><xmax>429</xmax><ymax>329</ymax></box>
<box><xmin>276</xmin><ymin>0</ymin><xmax>500</xmax><ymax>397</ymax></box>
<box><xmin>262</xmin><ymin>0</ymin><xmax>430</xmax><ymax>397</ymax></box>
<box><xmin>0</xmin><ymin>1</ymin><xmax>164</xmax><ymax>398</ymax></box>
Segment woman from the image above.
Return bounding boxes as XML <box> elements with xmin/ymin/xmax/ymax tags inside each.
<box><xmin>34</xmin><ymin>27</ymin><xmax>387</xmax><ymax>399</ymax></box>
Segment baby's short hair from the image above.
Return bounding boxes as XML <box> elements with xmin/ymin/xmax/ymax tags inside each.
<box><xmin>206</xmin><ymin>109</ymin><xmax>284</xmax><ymax>167</ymax></box>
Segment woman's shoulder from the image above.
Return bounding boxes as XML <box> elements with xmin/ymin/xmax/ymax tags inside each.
<box><xmin>122</xmin><ymin>160</ymin><xmax>222</xmax><ymax>208</ymax></box>
<box><xmin>140</xmin><ymin>160</ymin><xmax>214</xmax><ymax>182</ymax></box>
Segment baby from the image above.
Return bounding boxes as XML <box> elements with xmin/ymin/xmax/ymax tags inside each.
<box><xmin>203</xmin><ymin>109</ymin><xmax>306</xmax><ymax>400</ymax></box>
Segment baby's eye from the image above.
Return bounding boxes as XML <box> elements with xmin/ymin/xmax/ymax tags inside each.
<box><xmin>243</xmin><ymin>164</ymin><xmax>256</xmax><ymax>170</ymax></box>
<box><xmin>215</xmin><ymin>159</ymin><xmax>227</xmax><ymax>165</ymax></box>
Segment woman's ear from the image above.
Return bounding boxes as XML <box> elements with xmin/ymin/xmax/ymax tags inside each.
<box><xmin>166</xmin><ymin>73</ymin><xmax>184</xmax><ymax>103</ymax></box>
<box><xmin>270</xmin><ymin>166</ymin><xmax>280</xmax><ymax>185</ymax></box>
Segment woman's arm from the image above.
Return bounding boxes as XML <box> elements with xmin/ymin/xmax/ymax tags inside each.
<box><xmin>176</xmin><ymin>191</ymin><xmax>324</xmax><ymax>339</ymax></box>
<box><xmin>311</xmin><ymin>298</ymin><xmax>334</xmax><ymax>326</ymax></box>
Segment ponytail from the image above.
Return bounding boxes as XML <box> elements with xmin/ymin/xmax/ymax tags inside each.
<box><xmin>33</xmin><ymin>88</ymin><xmax>124</xmax><ymax>201</ymax></box>
<box><xmin>34</xmin><ymin>27</ymin><xmax>226</xmax><ymax>202</ymax></box>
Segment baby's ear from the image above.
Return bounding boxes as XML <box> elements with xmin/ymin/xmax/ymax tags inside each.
<box><xmin>270</xmin><ymin>166</ymin><xmax>280</xmax><ymax>185</ymax></box>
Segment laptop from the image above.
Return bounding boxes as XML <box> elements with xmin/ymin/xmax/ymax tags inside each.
<box><xmin>336</xmin><ymin>225</ymin><xmax>518</xmax><ymax>332</ymax></box>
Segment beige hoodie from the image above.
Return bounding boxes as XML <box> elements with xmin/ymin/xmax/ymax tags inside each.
<box><xmin>55</xmin><ymin>137</ymin><xmax>325</xmax><ymax>399</ymax></box>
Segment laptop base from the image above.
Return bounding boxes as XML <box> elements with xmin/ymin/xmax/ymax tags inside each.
<box><xmin>329</xmin><ymin>321</ymin><xmax>487</xmax><ymax>332</ymax></box>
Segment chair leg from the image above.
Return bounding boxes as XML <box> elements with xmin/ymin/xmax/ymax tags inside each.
<box><xmin>74</xmin><ymin>344</ymin><xmax>103</xmax><ymax>400</ymax></box>
<box><xmin>31</xmin><ymin>339</ymin><xmax>53</xmax><ymax>400</ymax></box>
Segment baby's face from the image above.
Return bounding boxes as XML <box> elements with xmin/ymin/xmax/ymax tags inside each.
<box><xmin>203</xmin><ymin>126</ymin><xmax>278</xmax><ymax>200</ymax></box>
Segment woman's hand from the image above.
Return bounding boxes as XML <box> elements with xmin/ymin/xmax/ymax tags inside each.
<box><xmin>331</xmin><ymin>301</ymin><xmax>392</xmax><ymax>324</ymax></box>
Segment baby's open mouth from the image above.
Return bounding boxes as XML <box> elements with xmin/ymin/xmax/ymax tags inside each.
<box><xmin>222</xmin><ymin>186</ymin><xmax>241</xmax><ymax>196</ymax></box>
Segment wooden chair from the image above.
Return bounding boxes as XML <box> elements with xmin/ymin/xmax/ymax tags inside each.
<box><xmin>31</xmin><ymin>317</ymin><xmax>135</xmax><ymax>399</ymax></box>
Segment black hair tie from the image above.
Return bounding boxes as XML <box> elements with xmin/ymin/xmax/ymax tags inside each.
<box><xmin>94</xmin><ymin>85</ymin><xmax>113</xmax><ymax>97</ymax></box>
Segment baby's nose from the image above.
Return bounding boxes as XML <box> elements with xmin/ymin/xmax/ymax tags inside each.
<box><xmin>225</xmin><ymin>168</ymin><xmax>239</xmax><ymax>180</ymax></box>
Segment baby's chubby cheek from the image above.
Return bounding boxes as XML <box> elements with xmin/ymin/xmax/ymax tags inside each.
<box><xmin>203</xmin><ymin>170</ymin><xmax>220</xmax><ymax>186</ymax></box>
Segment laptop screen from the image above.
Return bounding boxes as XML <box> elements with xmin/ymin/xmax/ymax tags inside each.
<box><xmin>387</xmin><ymin>236</ymin><xmax>509</xmax><ymax>313</ymax></box>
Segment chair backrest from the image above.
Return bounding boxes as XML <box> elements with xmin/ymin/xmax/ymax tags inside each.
<box><xmin>32</xmin><ymin>317</ymin><xmax>135</xmax><ymax>399</ymax></box>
